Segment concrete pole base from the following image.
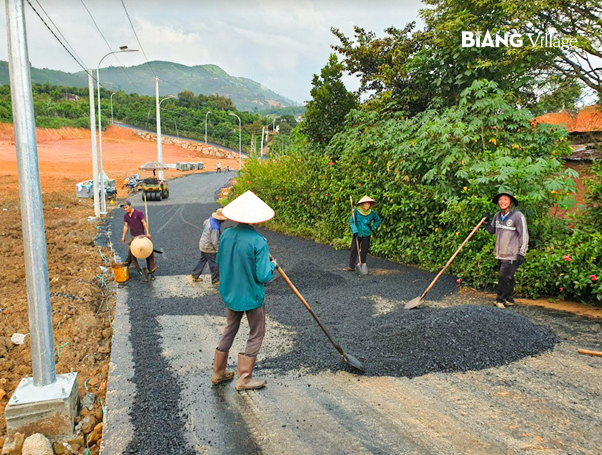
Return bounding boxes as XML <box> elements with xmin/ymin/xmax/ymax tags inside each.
<box><xmin>4</xmin><ymin>372</ymin><xmax>79</xmax><ymax>440</ymax></box>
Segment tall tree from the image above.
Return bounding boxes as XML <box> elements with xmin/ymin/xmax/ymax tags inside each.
<box><xmin>301</xmin><ymin>54</ymin><xmax>358</xmax><ymax>145</ymax></box>
<box><xmin>332</xmin><ymin>0</ymin><xmax>601</xmax><ymax>114</ymax></box>
<box><xmin>331</xmin><ymin>24</ymin><xmax>426</xmax><ymax>114</ymax></box>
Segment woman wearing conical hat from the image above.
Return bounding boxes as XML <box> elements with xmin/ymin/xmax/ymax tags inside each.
<box><xmin>212</xmin><ymin>191</ymin><xmax>277</xmax><ymax>391</ymax></box>
<box><xmin>345</xmin><ymin>195</ymin><xmax>381</xmax><ymax>272</ymax></box>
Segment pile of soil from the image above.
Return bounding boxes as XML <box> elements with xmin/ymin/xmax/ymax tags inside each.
<box><xmin>0</xmin><ymin>185</ymin><xmax>113</xmax><ymax>454</ymax></box>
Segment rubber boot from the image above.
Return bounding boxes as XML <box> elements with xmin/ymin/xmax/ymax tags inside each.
<box><xmin>211</xmin><ymin>349</ymin><xmax>235</xmax><ymax>385</ymax></box>
<box><xmin>235</xmin><ymin>353</ymin><xmax>266</xmax><ymax>391</ymax></box>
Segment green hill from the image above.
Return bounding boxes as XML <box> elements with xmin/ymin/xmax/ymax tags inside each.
<box><xmin>0</xmin><ymin>60</ymin><xmax>301</xmax><ymax>112</ymax></box>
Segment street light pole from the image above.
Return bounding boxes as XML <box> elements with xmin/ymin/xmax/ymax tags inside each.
<box><xmin>156</xmin><ymin>86</ymin><xmax>175</xmax><ymax>181</ymax></box>
<box><xmin>205</xmin><ymin>111</ymin><xmax>211</xmax><ymax>144</ymax></box>
<box><xmin>229</xmin><ymin>112</ymin><xmax>242</xmax><ymax>169</ymax></box>
<box><xmin>96</xmin><ymin>47</ymin><xmax>138</xmax><ymax>214</ymax></box>
<box><xmin>110</xmin><ymin>92</ymin><xmax>116</xmax><ymax>125</ymax></box>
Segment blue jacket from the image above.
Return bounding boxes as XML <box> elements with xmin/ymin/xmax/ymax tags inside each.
<box><xmin>216</xmin><ymin>224</ymin><xmax>275</xmax><ymax>311</ymax></box>
<box><xmin>350</xmin><ymin>209</ymin><xmax>381</xmax><ymax>237</ymax></box>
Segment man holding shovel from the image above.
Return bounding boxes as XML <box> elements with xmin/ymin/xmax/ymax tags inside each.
<box><xmin>484</xmin><ymin>191</ymin><xmax>529</xmax><ymax>308</ymax></box>
<box><xmin>345</xmin><ymin>196</ymin><xmax>381</xmax><ymax>272</ymax></box>
<box><xmin>212</xmin><ymin>191</ymin><xmax>277</xmax><ymax>390</ymax></box>
<box><xmin>120</xmin><ymin>200</ymin><xmax>159</xmax><ymax>278</ymax></box>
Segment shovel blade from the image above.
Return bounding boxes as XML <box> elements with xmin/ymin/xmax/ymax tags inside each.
<box><xmin>404</xmin><ymin>297</ymin><xmax>423</xmax><ymax>310</ymax></box>
<box><xmin>356</xmin><ymin>263</ymin><xmax>368</xmax><ymax>275</ymax></box>
<box><xmin>343</xmin><ymin>353</ymin><xmax>365</xmax><ymax>372</ymax></box>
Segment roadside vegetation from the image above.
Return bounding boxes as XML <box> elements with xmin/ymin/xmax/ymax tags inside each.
<box><xmin>226</xmin><ymin>0</ymin><xmax>602</xmax><ymax>304</ymax></box>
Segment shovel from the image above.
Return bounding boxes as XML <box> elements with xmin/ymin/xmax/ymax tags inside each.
<box><xmin>272</xmin><ymin>256</ymin><xmax>365</xmax><ymax>372</ymax></box>
<box><xmin>405</xmin><ymin>216</ymin><xmax>488</xmax><ymax>310</ymax></box>
<box><xmin>350</xmin><ymin>197</ymin><xmax>368</xmax><ymax>275</ymax></box>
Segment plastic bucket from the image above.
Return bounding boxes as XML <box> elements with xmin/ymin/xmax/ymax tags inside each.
<box><xmin>112</xmin><ymin>263</ymin><xmax>130</xmax><ymax>283</ymax></box>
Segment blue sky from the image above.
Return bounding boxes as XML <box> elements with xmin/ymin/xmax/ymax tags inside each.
<box><xmin>0</xmin><ymin>0</ymin><xmax>424</xmax><ymax>104</ymax></box>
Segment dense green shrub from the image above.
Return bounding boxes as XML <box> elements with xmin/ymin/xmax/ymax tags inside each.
<box><xmin>227</xmin><ymin>80</ymin><xmax>601</xmax><ymax>304</ymax></box>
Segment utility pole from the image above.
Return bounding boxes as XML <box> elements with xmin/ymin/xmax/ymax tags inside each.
<box><xmin>88</xmin><ymin>70</ymin><xmax>100</xmax><ymax>217</ymax></box>
<box><xmin>4</xmin><ymin>0</ymin><xmax>78</xmax><ymax>438</ymax></box>
<box><xmin>155</xmin><ymin>77</ymin><xmax>163</xmax><ymax>180</ymax></box>
<box><xmin>260</xmin><ymin>126</ymin><xmax>265</xmax><ymax>159</ymax></box>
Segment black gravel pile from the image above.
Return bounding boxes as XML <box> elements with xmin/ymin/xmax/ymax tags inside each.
<box><xmin>261</xmin><ymin>304</ymin><xmax>558</xmax><ymax>378</ymax></box>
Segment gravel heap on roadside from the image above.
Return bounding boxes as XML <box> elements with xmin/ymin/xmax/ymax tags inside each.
<box><xmin>261</xmin><ymin>304</ymin><xmax>558</xmax><ymax>378</ymax></box>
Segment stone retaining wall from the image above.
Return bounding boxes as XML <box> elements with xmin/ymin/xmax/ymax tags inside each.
<box><xmin>135</xmin><ymin>131</ymin><xmax>238</xmax><ymax>159</ymax></box>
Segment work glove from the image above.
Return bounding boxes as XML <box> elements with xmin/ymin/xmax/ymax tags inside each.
<box><xmin>516</xmin><ymin>255</ymin><xmax>525</xmax><ymax>266</ymax></box>
<box><xmin>482</xmin><ymin>212</ymin><xmax>491</xmax><ymax>223</ymax></box>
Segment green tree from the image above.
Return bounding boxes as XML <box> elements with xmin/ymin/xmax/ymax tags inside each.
<box><xmin>331</xmin><ymin>24</ymin><xmax>427</xmax><ymax>114</ymax></box>
<box><xmin>208</xmin><ymin>94</ymin><xmax>235</xmax><ymax>111</ymax></box>
<box><xmin>416</xmin><ymin>0</ymin><xmax>602</xmax><ymax>107</ymax></box>
<box><xmin>177</xmin><ymin>90</ymin><xmax>196</xmax><ymax>108</ymax></box>
<box><xmin>300</xmin><ymin>53</ymin><xmax>358</xmax><ymax>146</ymax></box>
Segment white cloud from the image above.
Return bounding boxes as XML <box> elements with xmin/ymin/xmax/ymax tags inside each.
<box><xmin>0</xmin><ymin>0</ymin><xmax>424</xmax><ymax>103</ymax></box>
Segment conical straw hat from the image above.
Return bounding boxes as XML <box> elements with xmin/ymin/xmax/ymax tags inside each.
<box><xmin>130</xmin><ymin>236</ymin><xmax>153</xmax><ymax>259</ymax></box>
<box><xmin>357</xmin><ymin>195</ymin><xmax>376</xmax><ymax>205</ymax></box>
<box><xmin>221</xmin><ymin>190</ymin><xmax>275</xmax><ymax>224</ymax></box>
<box><xmin>211</xmin><ymin>208</ymin><xmax>227</xmax><ymax>221</ymax></box>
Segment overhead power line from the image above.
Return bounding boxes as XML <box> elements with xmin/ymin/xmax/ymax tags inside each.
<box><xmin>80</xmin><ymin>0</ymin><xmax>138</xmax><ymax>90</ymax></box>
<box><xmin>120</xmin><ymin>0</ymin><xmax>156</xmax><ymax>78</ymax></box>
<box><xmin>32</xmin><ymin>0</ymin><xmax>89</xmax><ymax>69</ymax></box>
<box><xmin>120</xmin><ymin>0</ymin><xmax>181</xmax><ymax>94</ymax></box>
<box><xmin>25</xmin><ymin>0</ymin><xmax>92</xmax><ymax>78</ymax></box>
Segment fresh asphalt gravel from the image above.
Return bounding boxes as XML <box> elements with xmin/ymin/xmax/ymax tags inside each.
<box><xmin>103</xmin><ymin>172</ymin><xmax>559</xmax><ymax>454</ymax></box>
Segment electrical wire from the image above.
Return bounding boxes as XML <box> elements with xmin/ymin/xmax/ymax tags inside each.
<box><xmin>120</xmin><ymin>0</ymin><xmax>181</xmax><ymax>94</ymax></box>
<box><xmin>32</xmin><ymin>0</ymin><xmax>89</xmax><ymax>69</ymax></box>
<box><xmin>25</xmin><ymin>0</ymin><xmax>91</xmax><ymax>77</ymax></box>
<box><xmin>120</xmin><ymin>0</ymin><xmax>157</xmax><ymax>78</ymax></box>
<box><xmin>80</xmin><ymin>0</ymin><xmax>138</xmax><ymax>90</ymax></box>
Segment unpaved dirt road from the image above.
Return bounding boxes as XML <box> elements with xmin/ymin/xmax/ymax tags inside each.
<box><xmin>102</xmin><ymin>173</ymin><xmax>602</xmax><ymax>455</ymax></box>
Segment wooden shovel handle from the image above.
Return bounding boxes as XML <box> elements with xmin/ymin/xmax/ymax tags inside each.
<box><xmin>271</xmin><ymin>257</ymin><xmax>345</xmax><ymax>356</ymax></box>
<box><xmin>418</xmin><ymin>216</ymin><xmax>487</xmax><ymax>302</ymax></box>
<box><xmin>578</xmin><ymin>349</ymin><xmax>602</xmax><ymax>358</ymax></box>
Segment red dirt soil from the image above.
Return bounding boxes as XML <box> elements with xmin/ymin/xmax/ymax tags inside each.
<box><xmin>0</xmin><ymin>123</ymin><xmax>240</xmax><ymax>194</ymax></box>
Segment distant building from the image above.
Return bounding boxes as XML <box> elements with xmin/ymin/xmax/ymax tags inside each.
<box><xmin>535</xmin><ymin>105</ymin><xmax>602</xmax><ymax>134</ymax></box>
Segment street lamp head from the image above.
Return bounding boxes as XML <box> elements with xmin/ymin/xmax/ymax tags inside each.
<box><xmin>119</xmin><ymin>45</ymin><xmax>128</xmax><ymax>50</ymax></box>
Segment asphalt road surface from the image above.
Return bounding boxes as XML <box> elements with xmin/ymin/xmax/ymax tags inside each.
<box><xmin>100</xmin><ymin>173</ymin><xmax>602</xmax><ymax>455</ymax></box>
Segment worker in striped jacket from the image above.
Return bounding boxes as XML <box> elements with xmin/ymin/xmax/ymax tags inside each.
<box><xmin>483</xmin><ymin>191</ymin><xmax>529</xmax><ymax>309</ymax></box>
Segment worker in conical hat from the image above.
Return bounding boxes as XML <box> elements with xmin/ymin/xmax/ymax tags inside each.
<box><xmin>212</xmin><ymin>191</ymin><xmax>277</xmax><ymax>391</ymax></box>
<box><xmin>344</xmin><ymin>195</ymin><xmax>381</xmax><ymax>272</ymax></box>
<box><xmin>482</xmin><ymin>190</ymin><xmax>529</xmax><ymax>308</ymax></box>
<box><xmin>120</xmin><ymin>200</ymin><xmax>159</xmax><ymax>280</ymax></box>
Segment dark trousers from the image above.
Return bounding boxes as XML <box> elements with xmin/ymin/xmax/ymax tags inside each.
<box><xmin>126</xmin><ymin>240</ymin><xmax>156</xmax><ymax>270</ymax></box>
<box><xmin>217</xmin><ymin>305</ymin><xmax>266</xmax><ymax>357</ymax></box>
<box><xmin>192</xmin><ymin>252</ymin><xmax>219</xmax><ymax>283</ymax></box>
<box><xmin>349</xmin><ymin>234</ymin><xmax>371</xmax><ymax>268</ymax></box>
<box><xmin>497</xmin><ymin>260</ymin><xmax>518</xmax><ymax>301</ymax></box>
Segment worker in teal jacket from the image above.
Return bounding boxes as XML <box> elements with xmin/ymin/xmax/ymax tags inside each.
<box><xmin>345</xmin><ymin>195</ymin><xmax>381</xmax><ymax>271</ymax></box>
<box><xmin>213</xmin><ymin>191</ymin><xmax>276</xmax><ymax>391</ymax></box>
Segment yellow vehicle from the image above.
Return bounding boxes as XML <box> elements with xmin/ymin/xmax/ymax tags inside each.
<box><xmin>141</xmin><ymin>178</ymin><xmax>169</xmax><ymax>201</ymax></box>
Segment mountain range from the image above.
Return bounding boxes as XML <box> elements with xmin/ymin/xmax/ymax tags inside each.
<box><xmin>0</xmin><ymin>60</ymin><xmax>301</xmax><ymax>112</ymax></box>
